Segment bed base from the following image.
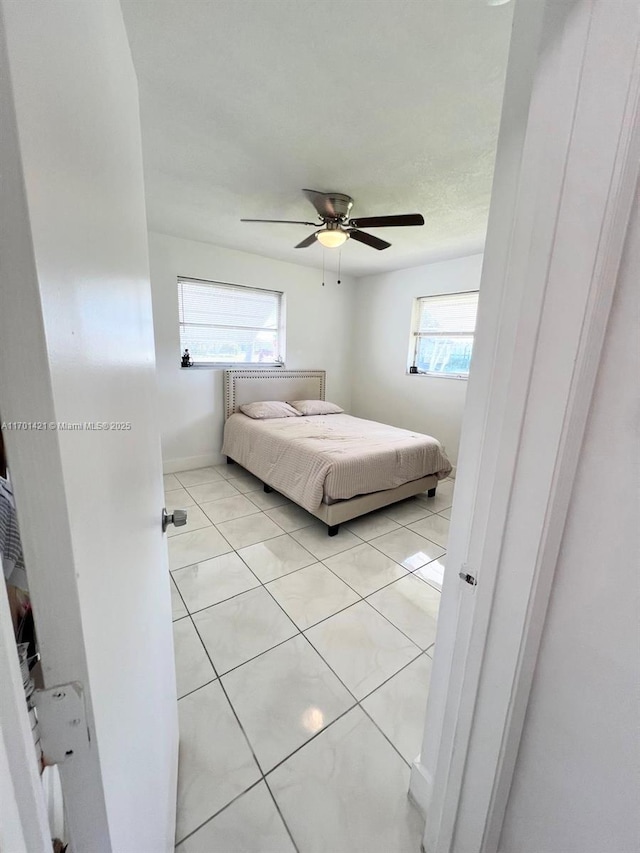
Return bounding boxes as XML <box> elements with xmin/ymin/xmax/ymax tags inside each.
<box><xmin>226</xmin><ymin>455</ymin><xmax>439</xmax><ymax>535</ymax></box>
<box><xmin>309</xmin><ymin>473</ymin><xmax>439</xmax><ymax>533</ymax></box>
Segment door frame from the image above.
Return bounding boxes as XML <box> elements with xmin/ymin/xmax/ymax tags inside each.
<box><xmin>413</xmin><ymin>1</ymin><xmax>640</xmax><ymax>851</ymax></box>
<box><xmin>0</xmin><ymin>576</ymin><xmax>51</xmax><ymax>853</ymax></box>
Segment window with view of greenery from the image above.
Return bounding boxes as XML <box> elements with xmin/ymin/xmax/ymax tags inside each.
<box><xmin>178</xmin><ymin>277</ymin><xmax>284</xmax><ymax>367</ymax></box>
<box><xmin>409</xmin><ymin>291</ymin><xmax>479</xmax><ymax>378</ymax></box>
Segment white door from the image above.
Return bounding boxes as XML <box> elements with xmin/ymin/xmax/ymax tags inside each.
<box><xmin>0</xmin><ymin>2</ymin><xmax>178</xmax><ymax>851</ymax></box>
<box><xmin>415</xmin><ymin>1</ymin><xmax>640</xmax><ymax>852</ymax></box>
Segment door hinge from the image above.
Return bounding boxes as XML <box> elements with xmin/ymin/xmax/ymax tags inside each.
<box><xmin>459</xmin><ymin>570</ymin><xmax>477</xmax><ymax>586</ymax></box>
<box><xmin>33</xmin><ymin>682</ymin><xmax>90</xmax><ymax>766</ymax></box>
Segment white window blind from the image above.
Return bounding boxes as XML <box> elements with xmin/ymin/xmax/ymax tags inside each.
<box><xmin>410</xmin><ymin>291</ymin><xmax>479</xmax><ymax>378</ymax></box>
<box><xmin>178</xmin><ymin>277</ymin><xmax>284</xmax><ymax>366</ymax></box>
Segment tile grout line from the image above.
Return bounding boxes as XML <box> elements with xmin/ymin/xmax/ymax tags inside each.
<box><xmin>173</xmin><ymin>777</ymin><xmax>264</xmax><ymax>849</ymax></box>
<box><xmin>172</xmin><ymin>517</ymin><xmax>444</xmax><ymax>645</ymax></box>
<box><xmin>200</xmin><ymin>554</ymin><xmax>421</xmax><ymax>812</ymax></box>
<box><xmin>173</xmin><ymin>704</ymin><xmax>365</xmax><ymax>850</ymax></box>
<box><xmin>173</xmin><ymin>613</ymin><xmax>263</xmax><ymax>849</ymax></box>
<box><xmin>184</xmin><ymin>584</ymin><xmax>431</xmax><ymax>687</ymax></box>
<box><xmin>173</xmin><ymin>535</ymin><xmax>442</xmax><ymax>619</ymax></box>
<box><xmin>247</xmin><ymin>569</ymin><xmax>432</xmax><ymax>779</ymax></box>
<box><xmin>175</xmin><ymin>583</ymin><xmax>263</xmax><ymax>618</ymax></box>
<box><xmin>315</xmin><ymin>561</ymin><xmax>439</xmax><ymax>653</ymax></box>
<box><xmin>221</xmin><ymin>492</ymin><xmax>447</xmax><ymax>686</ymax></box>
<box><xmin>168</xmin><ymin>500</ymin><xmax>449</xmax><ymax>585</ymax></box>
<box><xmin>358</xmin><ymin>703</ymin><xmax>415</xmax><ymax>770</ymax></box>
<box><xmin>170</xmin><ymin>473</ymin><xmax>453</xmax><ymax>845</ymax></box>
<box><xmin>174</xmin><ymin>495</ymin><xmax>444</xmax><ymax>676</ymax></box>
<box><xmin>172</xmin><ymin>531</ymin><xmax>318</xmax><ymax>587</ymax></box>
<box><xmin>320</xmin><ymin>554</ymin><xmax>444</xmax><ymax>596</ymax></box>
<box><xmin>251</xmin><ymin>573</ymin><xmax>362</xmax><ymax>702</ymax></box>
<box><xmin>168</xmin><ymin>480</ymin><xmax>450</xmax><ymax>540</ymax></box>
<box><xmin>170</xmin><ymin>574</ymin><xmax>191</xmax><ymax>623</ymax></box>
<box><xmin>262</xmin><ymin>774</ymin><xmax>302</xmax><ymax>853</ymax></box>
<box><xmin>186</xmin><ymin>616</ymin><xmax>272</xmax><ymax>786</ymax></box>
<box><xmin>240</xmin><ymin>522</ymin><xmax>440</xmax><ymax>646</ymax></box>
<box><xmin>176</xmin><ymin>676</ymin><xmax>218</xmax><ymax>703</ymax></box>
<box><xmin>168</xmin><ymin>509</ymin><xmax>291</xmax><ymax>571</ymax></box>
<box><xmin>178</xmin><ymin>624</ymin><xmax>433</xmax><ymax>780</ymax></box>
<box><xmin>183</xmin><ymin>568</ymin><xmax>428</xmax><ymax>685</ymax></box>
<box><xmin>174</xmin><ymin>634</ymin><xmax>428</xmax><ymax>845</ymax></box>
<box><xmin>261</xmin><ymin>702</ymin><xmax>357</xmax><ymax>777</ymax></box>
<box><xmin>185</xmin><ymin>607</ymin><xmax>305</xmax><ymax>852</ymax></box>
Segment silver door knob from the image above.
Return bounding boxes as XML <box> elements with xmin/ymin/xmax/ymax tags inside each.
<box><xmin>162</xmin><ymin>507</ymin><xmax>188</xmax><ymax>533</ymax></box>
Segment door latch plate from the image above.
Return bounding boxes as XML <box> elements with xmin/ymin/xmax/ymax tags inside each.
<box><xmin>459</xmin><ymin>571</ymin><xmax>477</xmax><ymax>586</ymax></box>
<box><xmin>33</xmin><ymin>682</ymin><xmax>89</xmax><ymax>765</ymax></box>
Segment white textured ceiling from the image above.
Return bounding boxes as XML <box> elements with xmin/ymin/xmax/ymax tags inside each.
<box><xmin>121</xmin><ymin>0</ymin><xmax>513</xmax><ymax>277</ymax></box>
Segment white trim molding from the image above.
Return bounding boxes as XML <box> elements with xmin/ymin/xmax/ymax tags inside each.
<box><xmin>163</xmin><ymin>453</ymin><xmax>224</xmax><ymax>474</ymax></box>
<box><xmin>416</xmin><ymin>1</ymin><xmax>640</xmax><ymax>852</ymax></box>
<box><xmin>409</xmin><ymin>757</ymin><xmax>433</xmax><ymax>820</ymax></box>
<box><xmin>0</xmin><ymin>576</ymin><xmax>50</xmax><ymax>852</ymax></box>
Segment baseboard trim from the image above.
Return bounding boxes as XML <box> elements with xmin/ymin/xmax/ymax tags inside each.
<box><xmin>409</xmin><ymin>757</ymin><xmax>433</xmax><ymax>820</ymax></box>
<box><xmin>163</xmin><ymin>453</ymin><xmax>224</xmax><ymax>474</ymax></box>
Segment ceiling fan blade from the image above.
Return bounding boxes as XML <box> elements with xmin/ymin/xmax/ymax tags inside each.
<box><xmin>294</xmin><ymin>231</ymin><xmax>320</xmax><ymax>249</ymax></box>
<box><xmin>347</xmin><ymin>213</ymin><xmax>425</xmax><ymax>229</ymax></box>
<box><xmin>241</xmin><ymin>218</ymin><xmax>318</xmax><ymax>225</ymax></box>
<box><xmin>302</xmin><ymin>189</ymin><xmax>337</xmax><ymax>219</ymax></box>
<box><xmin>347</xmin><ymin>229</ymin><xmax>391</xmax><ymax>251</ymax></box>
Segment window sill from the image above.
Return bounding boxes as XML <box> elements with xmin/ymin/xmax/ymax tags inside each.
<box><xmin>406</xmin><ymin>371</ymin><xmax>469</xmax><ymax>381</ymax></box>
<box><xmin>181</xmin><ymin>363</ymin><xmax>286</xmax><ymax>370</ymax></box>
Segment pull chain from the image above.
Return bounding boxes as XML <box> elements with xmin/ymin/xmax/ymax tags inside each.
<box><xmin>322</xmin><ymin>250</ymin><xmax>325</xmax><ymax>286</ymax></box>
<box><xmin>337</xmin><ymin>249</ymin><xmax>341</xmax><ymax>285</ymax></box>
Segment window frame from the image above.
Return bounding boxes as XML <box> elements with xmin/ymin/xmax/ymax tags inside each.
<box><xmin>177</xmin><ymin>276</ymin><xmax>286</xmax><ymax>369</ymax></box>
<box><xmin>408</xmin><ymin>289</ymin><xmax>479</xmax><ymax>381</ymax></box>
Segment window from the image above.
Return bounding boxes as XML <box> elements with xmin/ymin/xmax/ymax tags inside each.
<box><xmin>409</xmin><ymin>291</ymin><xmax>479</xmax><ymax>379</ymax></box>
<box><xmin>178</xmin><ymin>277</ymin><xmax>284</xmax><ymax>367</ymax></box>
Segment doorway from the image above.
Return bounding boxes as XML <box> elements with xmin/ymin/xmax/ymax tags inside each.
<box><xmin>2</xmin><ymin>0</ymin><xmax>638</xmax><ymax>851</ymax></box>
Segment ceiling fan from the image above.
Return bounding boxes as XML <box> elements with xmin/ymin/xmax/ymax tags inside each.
<box><xmin>241</xmin><ymin>189</ymin><xmax>425</xmax><ymax>251</ymax></box>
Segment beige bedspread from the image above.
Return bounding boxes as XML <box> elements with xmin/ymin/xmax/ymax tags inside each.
<box><xmin>221</xmin><ymin>413</ymin><xmax>452</xmax><ymax>512</ymax></box>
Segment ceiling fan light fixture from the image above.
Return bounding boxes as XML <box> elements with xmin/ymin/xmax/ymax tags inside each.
<box><xmin>242</xmin><ymin>190</ymin><xmax>424</xmax><ymax>252</ymax></box>
<box><xmin>316</xmin><ymin>229</ymin><xmax>348</xmax><ymax>249</ymax></box>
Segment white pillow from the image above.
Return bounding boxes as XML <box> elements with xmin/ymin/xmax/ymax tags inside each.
<box><xmin>239</xmin><ymin>401</ymin><xmax>301</xmax><ymax>419</ymax></box>
<box><xmin>288</xmin><ymin>400</ymin><xmax>344</xmax><ymax>416</ymax></box>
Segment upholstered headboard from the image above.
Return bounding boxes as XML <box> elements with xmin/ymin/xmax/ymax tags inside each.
<box><xmin>224</xmin><ymin>369</ymin><xmax>326</xmax><ymax>419</ymax></box>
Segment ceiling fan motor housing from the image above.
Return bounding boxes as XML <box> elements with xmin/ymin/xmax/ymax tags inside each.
<box><xmin>322</xmin><ymin>193</ymin><xmax>353</xmax><ymax>220</ymax></box>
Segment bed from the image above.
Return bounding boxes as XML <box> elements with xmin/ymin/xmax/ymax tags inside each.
<box><xmin>222</xmin><ymin>369</ymin><xmax>452</xmax><ymax>535</ymax></box>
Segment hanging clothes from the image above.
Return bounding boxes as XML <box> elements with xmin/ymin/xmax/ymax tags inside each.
<box><xmin>0</xmin><ymin>474</ymin><xmax>28</xmax><ymax>591</ymax></box>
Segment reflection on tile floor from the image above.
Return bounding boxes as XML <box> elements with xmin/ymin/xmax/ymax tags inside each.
<box><xmin>169</xmin><ymin>466</ymin><xmax>454</xmax><ymax>851</ymax></box>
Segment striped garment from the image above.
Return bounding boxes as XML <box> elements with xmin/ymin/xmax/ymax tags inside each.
<box><xmin>0</xmin><ymin>475</ymin><xmax>27</xmax><ymax>590</ymax></box>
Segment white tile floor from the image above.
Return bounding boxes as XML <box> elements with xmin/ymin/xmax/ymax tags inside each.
<box><xmin>168</xmin><ymin>463</ymin><xmax>454</xmax><ymax>852</ymax></box>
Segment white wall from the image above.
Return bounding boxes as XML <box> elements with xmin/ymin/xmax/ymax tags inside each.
<box><xmin>498</xmin><ymin>196</ymin><xmax>640</xmax><ymax>853</ymax></box>
<box><xmin>148</xmin><ymin>232</ymin><xmax>356</xmax><ymax>471</ymax></box>
<box><xmin>350</xmin><ymin>253</ymin><xmax>483</xmax><ymax>465</ymax></box>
